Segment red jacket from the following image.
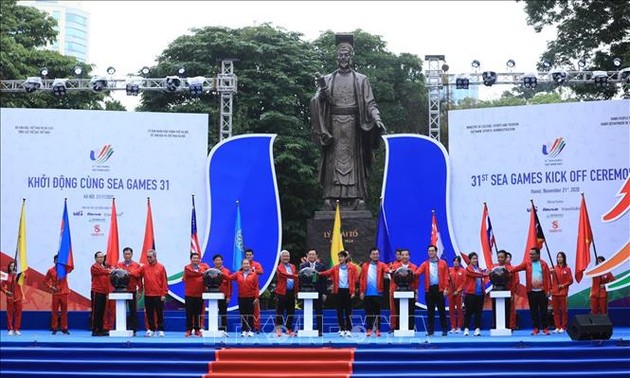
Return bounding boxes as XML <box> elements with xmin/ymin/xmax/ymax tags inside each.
<box><xmin>511</xmin><ymin>260</ymin><xmax>551</xmax><ymax>293</ymax></box>
<box><xmin>359</xmin><ymin>261</ymin><xmax>388</xmax><ymax>295</ymax></box>
<box><xmin>320</xmin><ymin>263</ymin><xmax>358</xmax><ymax>294</ymax></box>
<box><xmin>550</xmin><ymin>265</ymin><xmax>573</xmax><ymax>297</ymax></box>
<box><xmin>590</xmin><ymin>272</ymin><xmax>614</xmax><ymax>298</ymax></box>
<box><xmin>1</xmin><ymin>273</ymin><xmax>24</xmax><ymax>302</ymax></box>
<box><xmin>506</xmin><ymin>263</ymin><xmax>519</xmax><ymax>293</ymax></box>
<box><xmin>250</xmin><ymin>260</ymin><xmax>263</xmax><ymax>276</ymax></box>
<box><xmin>45</xmin><ymin>266</ymin><xmax>70</xmax><ymax>296</ymax></box>
<box><xmin>463</xmin><ymin>265</ymin><xmax>488</xmax><ymax>295</ymax></box>
<box><xmin>389</xmin><ymin>261</ymin><xmax>418</xmax><ymax>292</ymax></box>
<box><xmin>229</xmin><ymin>270</ymin><xmax>259</xmax><ymax>298</ymax></box>
<box><xmin>275</xmin><ymin>263</ymin><xmax>298</xmax><ymax>295</ymax></box>
<box><xmin>143</xmin><ymin>262</ymin><xmax>168</xmax><ymax>297</ymax></box>
<box><xmin>218</xmin><ymin>266</ymin><xmax>232</xmax><ymax>298</ymax></box>
<box><xmin>448</xmin><ymin>266</ymin><xmax>465</xmax><ymax>294</ymax></box>
<box><xmin>183</xmin><ymin>262</ymin><xmax>210</xmax><ymax>297</ymax></box>
<box><xmin>416</xmin><ymin>259</ymin><xmax>450</xmax><ymax>292</ymax></box>
<box><xmin>91</xmin><ymin>263</ymin><xmax>111</xmax><ymax>294</ymax></box>
<box><xmin>116</xmin><ymin>261</ymin><xmax>143</xmax><ymax>293</ymax></box>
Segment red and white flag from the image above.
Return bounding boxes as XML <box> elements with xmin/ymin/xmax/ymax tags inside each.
<box><xmin>431</xmin><ymin>211</ymin><xmax>445</xmax><ymax>258</ymax></box>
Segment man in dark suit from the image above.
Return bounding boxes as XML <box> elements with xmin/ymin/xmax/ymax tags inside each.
<box><xmin>300</xmin><ymin>249</ymin><xmax>328</xmax><ymax>336</ymax></box>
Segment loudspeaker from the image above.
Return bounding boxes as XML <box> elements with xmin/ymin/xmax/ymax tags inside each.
<box><xmin>567</xmin><ymin>314</ymin><xmax>613</xmax><ymax>341</ymax></box>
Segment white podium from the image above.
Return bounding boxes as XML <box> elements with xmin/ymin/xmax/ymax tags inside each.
<box><xmin>490</xmin><ymin>290</ymin><xmax>512</xmax><ymax>336</ymax></box>
<box><xmin>394</xmin><ymin>291</ymin><xmax>415</xmax><ymax>337</ymax></box>
<box><xmin>108</xmin><ymin>292</ymin><xmax>133</xmax><ymax>337</ymax></box>
<box><xmin>202</xmin><ymin>292</ymin><xmax>225</xmax><ymax>337</ymax></box>
<box><xmin>297</xmin><ymin>292</ymin><xmax>319</xmax><ymax>337</ymax></box>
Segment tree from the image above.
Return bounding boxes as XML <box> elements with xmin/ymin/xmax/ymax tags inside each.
<box><xmin>520</xmin><ymin>0</ymin><xmax>630</xmax><ymax>99</ymax></box>
<box><xmin>0</xmin><ymin>0</ymin><xmax>107</xmax><ymax>109</ymax></box>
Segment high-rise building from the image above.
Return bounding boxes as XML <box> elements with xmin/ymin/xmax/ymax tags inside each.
<box><xmin>21</xmin><ymin>1</ymin><xmax>90</xmax><ymax>62</ymax></box>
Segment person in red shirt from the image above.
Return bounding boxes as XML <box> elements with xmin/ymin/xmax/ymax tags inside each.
<box><xmin>229</xmin><ymin>258</ymin><xmax>260</xmax><ymax>337</ymax></box>
<box><xmin>183</xmin><ymin>252</ymin><xmax>210</xmax><ymax>337</ymax></box>
<box><xmin>319</xmin><ymin>250</ymin><xmax>358</xmax><ymax>337</ymax></box>
<box><xmin>45</xmin><ymin>255</ymin><xmax>70</xmax><ymax>335</ymax></box>
<box><xmin>143</xmin><ymin>249</ymin><xmax>168</xmax><ymax>337</ymax></box>
<box><xmin>415</xmin><ymin>244</ymin><xmax>450</xmax><ymax>336</ymax></box>
<box><xmin>115</xmin><ymin>247</ymin><xmax>143</xmax><ymax>336</ymax></box>
<box><xmin>505</xmin><ymin>252</ymin><xmax>519</xmax><ymax>330</ymax></box>
<box><xmin>387</xmin><ymin>249</ymin><xmax>402</xmax><ymax>332</ymax></box>
<box><xmin>389</xmin><ymin>249</ymin><xmax>417</xmax><ymax>332</ymax></box>
<box><xmin>213</xmin><ymin>254</ymin><xmax>231</xmax><ymax>334</ymax></box>
<box><xmin>275</xmin><ymin>250</ymin><xmax>298</xmax><ymax>336</ymax></box>
<box><xmin>2</xmin><ymin>261</ymin><xmax>24</xmax><ymax>336</ymax></box>
<box><xmin>590</xmin><ymin>256</ymin><xmax>615</xmax><ymax>315</ymax></box>
<box><xmin>359</xmin><ymin>248</ymin><xmax>389</xmax><ymax>337</ymax></box>
<box><xmin>448</xmin><ymin>256</ymin><xmax>465</xmax><ymax>333</ymax></box>
<box><xmin>245</xmin><ymin>249</ymin><xmax>263</xmax><ymax>332</ymax></box>
<box><xmin>510</xmin><ymin>247</ymin><xmax>552</xmax><ymax>335</ymax></box>
<box><xmin>462</xmin><ymin>252</ymin><xmax>488</xmax><ymax>336</ymax></box>
<box><xmin>550</xmin><ymin>251</ymin><xmax>573</xmax><ymax>333</ymax></box>
<box><xmin>91</xmin><ymin>251</ymin><xmax>112</xmax><ymax>336</ymax></box>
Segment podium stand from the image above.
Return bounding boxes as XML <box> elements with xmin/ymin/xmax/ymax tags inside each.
<box><xmin>202</xmin><ymin>292</ymin><xmax>225</xmax><ymax>337</ymax></box>
<box><xmin>108</xmin><ymin>292</ymin><xmax>133</xmax><ymax>337</ymax></box>
<box><xmin>297</xmin><ymin>292</ymin><xmax>319</xmax><ymax>337</ymax></box>
<box><xmin>394</xmin><ymin>291</ymin><xmax>415</xmax><ymax>337</ymax></box>
<box><xmin>490</xmin><ymin>290</ymin><xmax>512</xmax><ymax>336</ymax></box>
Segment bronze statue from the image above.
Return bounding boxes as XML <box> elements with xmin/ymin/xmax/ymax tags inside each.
<box><xmin>310</xmin><ymin>33</ymin><xmax>385</xmax><ymax>211</ymax></box>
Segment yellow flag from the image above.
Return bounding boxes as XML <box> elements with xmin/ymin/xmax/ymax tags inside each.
<box><xmin>329</xmin><ymin>201</ymin><xmax>345</xmax><ymax>267</ymax></box>
<box><xmin>15</xmin><ymin>199</ymin><xmax>28</xmax><ymax>286</ymax></box>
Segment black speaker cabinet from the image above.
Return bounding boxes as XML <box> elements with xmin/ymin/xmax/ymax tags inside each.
<box><xmin>567</xmin><ymin>314</ymin><xmax>613</xmax><ymax>341</ymax></box>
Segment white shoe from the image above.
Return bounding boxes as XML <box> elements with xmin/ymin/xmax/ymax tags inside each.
<box><xmin>474</xmin><ymin>328</ymin><xmax>481</xmax><ymax>336</ymax></box>
<box><xmin>15</xmin><ymin>330</ymin><xmax>21</xmax><ymax>336</ymax></box>
<box><xmin>558</xmin><ymin>328</ymin><xmax>565</xmax><ymax>333</ymax></box>
<box><xmin>455</xmin><ymin>328</ymin><xmax>462</xmax><ymax>334</ymax></box>
<box><xmin>158</xmin><ymin>331</ymin><xmax>165</xmax><ymax>337</ymax></box>
<box><xmin>449</xmin><ymin>328</ymin><xmax>456</xmax><ymax>333</ymax></box>
<box><xmin>145</xmin><ymin>330</ymin><xmax>154</xmax><ymax>337</ymax></box>
<box><xmin>247</xmin><ymin>331</ymin><xmax>255</xmax><ymax>337</ymax></box>
<box><xmin>241</xmin><ymin>331</ymin><xmax>247</xmax><ymax>337</ymax></box>
<box><xmin>463</xmin><ymin>328</ymin><xmax>470</xmax><ymax>336</ymax></box>
<box><xmin>8</xmin><ymin>330</ymin><xmax>14</xmax><ymax>336</ymax></box>
<box><xmin>553</xmin><ymin>328</ymin><xmax>560</xmax><ymax>333</ymax></box>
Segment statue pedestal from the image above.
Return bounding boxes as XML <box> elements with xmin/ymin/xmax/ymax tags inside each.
<box><xmin>108</xmin><ymin>292</ymin><xmax>133</xmax><ymax>337</ymax></box>
<box><xmin>490</xmin><ymin>290</ymin><xmax>512</xmax><ymax>336</ymax></box>
<box><xmin>394</xmin><ymin>291</ymin><xmax>415</xmax><ymax>337</ymax></box>
<box><xmin>202</xmin><ymin>292</ymin><xmax>225</xmax><ymax>337</ymax></box>
<box><xmin>297</xmin><ymin>292</ymin><xmax>319</xmax><ymax>337</ymax></box>
<box><xmin>307</xmin><ymin>210</ymin><xmax>375</xmax><ymax>266</ymax></box>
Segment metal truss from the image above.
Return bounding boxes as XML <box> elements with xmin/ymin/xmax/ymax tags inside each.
<box><xmin>424</xmin><ymin>55</ymin><xmax>444</xmax><ymax>141</ymax></box>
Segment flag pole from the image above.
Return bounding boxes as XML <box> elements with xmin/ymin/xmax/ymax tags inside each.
<box><xmin>484</xmin><ymin>202</ymin><xmax>500</xmax><ymax>254</ymax></box>
<box><xmin>531</xmin><ymin>198</ymin><xmax>555</xmax><ymax>270</ymax></box>
<box><xmin>582</xmin><ymin>193</ymin><xmax>600</xmax><ymax>261</ymax></box>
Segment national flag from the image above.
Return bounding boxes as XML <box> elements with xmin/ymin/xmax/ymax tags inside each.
<box><xmin>480</xmin><ymin>203</ymin><xmax>496</xmax><ymax>269</ymax></box>
<box><xmin>139</xmin><ymin>197</ymin><xmax>155</xmax><ymax>265</ymax></box>
<box><xmin>105</xmin><ymin>198</ymin><xmax>120</xmax><ymax>267</ymax></box>
<box><xmin>232</xmin><ymin>201</ymin><xmax>244</xmax><ymax>272</ymax></box>
<box><xmin>190</xmin><ymin>194</ymin><xmax>202</xmax><ymax>256</ymax></box>
<box><xmin>330</xmin><ymin>201</ymin><xmax>345</xmax><ymax>267</ymax></box>
<box><xmin>430</xmin><ymin>211</ymin><xmax>444</xmax><ymax>258</ymax></box>
<box><xmin>14</xmin><ymin>199</ymin><xmax>28</xmax><ymax>286</ymax></box>
<box><xmin>56</xmin><ymin>199</ymin><xmax>74</xmax><ymax>280</ymax></box>
<box><xmin>522</xmin><ymin>201</ymin><xmax>545</xmax><ymax>264</ymax></box>
<box><xmin>375</xmin><ymin>200</ymin><xmax>394</xmax><ymax>263</ymax></box>
<box><xmin>460</xmin><ymin>251</ymin><xmax>471</xmax><ymax>265</ymax></box>
<box><xmin>575</xmin><ymin>195</ymin><xmax>594</xmax><ymax>283</ymax></box>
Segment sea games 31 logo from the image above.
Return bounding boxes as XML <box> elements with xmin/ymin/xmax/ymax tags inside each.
<box><xmin>542</xmin><ymin>137</ymin><xmax>566</xmax><ymax>166</ymax></box>
<box><xmin>90</xmin><ymin>144</ymin><xmax>114</xmax><ymax>172</ymax></box>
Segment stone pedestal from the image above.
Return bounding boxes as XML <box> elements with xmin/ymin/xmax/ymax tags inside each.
<box><xmin>306</xmin><ymin>210</ymin><xmax>375</xmax><ymax>266</ymax></box>
<box><xmin>490</xmin><ymin>290</ymin><xmax>512</xmax><ymax>336</ymax></box>
<box><xmin>108</xmin><ymin>292</ymin><xmax>133</xmax><ymax>337</ymax></box>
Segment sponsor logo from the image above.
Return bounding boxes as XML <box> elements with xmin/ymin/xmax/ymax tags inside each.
<box><xmin>549</xmin><ymin>220</ymin><xmax>562</xmax><ymax>233</ymax></box>
<box><xmin>73</xmin><ymin>210</ymin><xmax>83</xmax><ymax>216</ymax></box>
<box><xmin>91</xmin><ymin>224</ymin><xmax>104</xmax><ymax>237</ymax></box>
<box><xmin>90</xmin><ymin>144</ymin><xmax>114</xmax><ymax>164</ymax></box>
<box><xmin>542</xmin><ymin>137</ymin><xmax>566</xmax><ymax>158</ymax></box>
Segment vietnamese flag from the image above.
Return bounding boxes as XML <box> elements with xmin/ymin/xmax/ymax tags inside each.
<box><xmin>105</xmin><ymin>198</ymin><xmax>119</xmax><ymax>267</ymax></box>
<box><xmin>139</xmin><ymin>197</ymin><xmax>155</xmax><ymax>266</ymax></box>
<box><xmin>575</xmin><ymin>194</ymin><xmax>593</xmax><ymax>283</ymax></box>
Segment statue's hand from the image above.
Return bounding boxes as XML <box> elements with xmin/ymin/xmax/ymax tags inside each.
<box><xmin>320</xmin><ymin>133</ymin><xmax>332</xmax><ymax>146</ymax></box>
<box><xmin>376</xmin><ymin>120</ymin><xmax>387</xmax><ymax>132</ymax></box>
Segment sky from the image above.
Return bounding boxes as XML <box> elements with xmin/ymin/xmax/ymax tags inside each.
<box><xmin>78</xmin><ymin>0</ymin><xmax>557</xmax><ymax>109</ymax></box>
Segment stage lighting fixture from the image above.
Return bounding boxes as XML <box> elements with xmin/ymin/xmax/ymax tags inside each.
<box><xmin>482</xmin><ymin>71</ymin><xmax>496</xmax><ymax>86</ymax></box>
<box><xmin>577</xmin><ymin>58</ymin><xmax>586</xmax><ymax>69</ymax></box>
<box><xmin>163</xmin><ymin>75</ymin><xmax>182</xmax><ymax>92</ymax></box>
<box><xmin>441</xmin><ymin>63</ymin><xmax>449</xmax><ymax>72</ymax></box>
<box><xmin>40</xmin><ymin>68</ymin><xmax>49</xmax><ymax>77</ymax></box>
<box><xmin>550</xmin><ymin>69</ymin><xmax>567</xmax><ymax>84</ymax></box>
<box><xmin>592</xmin><ymin>71</ymin><xmax>608</xmax><ymax>87</ymax></box>
<box><xmin>125</xmin><ymin>77</ymin><xmax>142</xmax><ymax>96</ymax></box>
<box><xmin>52</xmin><ymin>79</ymin><xmax>67</xmax><ymax>96</ymax></box>
<box><xmin>106</xmin><ymin>66</ymin><xmax>116</xmax><ymax>75</ymax></box>
<box><xmin>90</xmin><ymin>76</ymin><xmax>108</xmax><ymax>91</ymax></box>
<box><xmin>24</xmin><ymin>77</ymin><xmax>43</xmax><ymax>93</ymax></box>
<box><xmin>141</xmin><ymin>66</ymin><xmax>150</xmax><ymax>76</ymax></box>
<box><xmin>506</xmin><ymin>59</ymin><xmax>515</xmax><ymax>69</ymax></box>
<box><xmin>542</xmin><ymin>60</ymin><xmax>552</xmax><ymax>70</ymax></box>
<box><xmin>178</xmin><ymin>67</ymin><xmax>186</xmax><ymax>76</ymax></box>
<box><xmin>73</xmin><ymin>65</ymin><xmax>83</xmax><ymax>77</ymax></box>
<box><xmin>471</xmin><ymin>60</ymin><xmax>480</xmax><ymax>69</ymax></box>
<box><xmin>620</xmin><ymin>67</ymin><xmax>630</xmax><ymax>84</ymax></box>
<box><xmin>188</xmin><ymin>76</ymin><xmax>205</xmax><ymax>97</ymax></box>
<box><xmin>522</xmin><ymin>73</ymin><xmax>537</xmax><ymax>89</ymax></box>
<box><xmin>455</xmin><ymin>75</ymin><xmax>469</xmax><ymax>89</ymax></box>
<box><xmin>613</xmin><ymin>57</ymin><xmax>622</xmax><ymax>67</ymax></box>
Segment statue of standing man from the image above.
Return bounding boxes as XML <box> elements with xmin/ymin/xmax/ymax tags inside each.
<box><xmin>311</xmin><ymin>33</ymin><xmax>385</xmax><ymax>211</ymax></box>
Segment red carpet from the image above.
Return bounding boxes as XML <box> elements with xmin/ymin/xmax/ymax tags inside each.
<box><xmin>205</xmin><ymin>348</ymin><xmax>355</xmax><ymax>378</ymax></box>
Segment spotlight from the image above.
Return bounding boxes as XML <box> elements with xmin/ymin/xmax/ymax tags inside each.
<box><xmin>577</xmin><ymin>58</ymin><xmax>586</xmax><ymax>69</ymax></box>
<box><xmin>482</xmin><ymin>71</ymin><xmax>497</xmax><ymax>86</ymax></box>
<box><xmin>106</xmin><ymin>66</ymin><xmax>116</xmax><ymax>75</ymax></box>
<box><xmin>506</xmin><ymin>59</ymin><xmax>515</xmax><ymax>69</ymax></box>
<box><xmin>592</xmin><ymin>71</ymin><xmax>608</xmax><ymax>87</ymax></box>
<box><xmin>24</xmin><ymin>77</ymin><xmax>43</xmax><ymax>93</ymax></box>
<box><xmin>541</xmin><ymin>60</ymin><xmax>552</xmax><ymax>71</ymax></box>
<box><xmin>441</xmin><ymin>63</ymin><xmax>449</xmax><ymax>72</ymax></box>
<box><xmin>141</xmin><ymin>66</ymin><xmax>150</xmax><ymax>76</ymax></box>
<box><xmin>455</xmin><ymin>75</ymin><xmax>469</xmax><ymax>89</ymax></box>
<box><xmin>187</xmin><ymin>76</ymin><xmax>205</xmax><ymax>97</ymax></box>
<box><xmin>522</xmin><ymin>73</ymin><xmax>537</xmax><ymax>89</ymax></box>
<box><xmin>471</xmin><ymin>60</ymin><xmax>480</xmax><ymax>69</ymax></box>
<box><xmin>52</xmin><ymin>79</ymin><xmax>67</xmax><ymax>96</ymax></box>
<box><xmin>90</xmin><ymin>76</ymin><xmax>108</xmax><ymax>91</ymax></box>
<box><xmin>125</xmin><ymin>77</ymin><xmax>142</xmax><ymax>96</ymax></box>
<box><xmin>178</xmin><ymin>67</ymin><xmax>186</xmax><ymax>76</ymax></box>
<box><xmin>613</xmin><ymin>57</ymin><xmax>622</xmax><ymax>67</ymax></box>
<box><xmin>550</xmin><ymin>69</ymin><xmax>567</xmax><ymax>84</ymax></box>
<box><xmin>40</xmin><ymin>68</ymin><xmax>49</xmax><ymax>77</ymax></box>
<box><xmin>620</xmin><ymin>67</ymin><xmax>630</xmax><ymax>84</ymax></box>
<box><xmin>163</xmin><ymin>75</ymin><xmax>182</xmax><ymax>92</ymax></box>
<box><xmin>73</xmin><ymin>65</ymin><xmax>83</xmax><ymax>77</ymax></box>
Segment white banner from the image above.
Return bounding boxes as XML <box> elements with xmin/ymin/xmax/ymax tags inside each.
<box><xmin>0</xmin><ymin>108</ymin><xmax>208</xmax><ymax>301</ymax></box>
<box><xmin>449</xmin><ymin>100</ymin><xmax>630</xmax><ymax>296</ymax></box>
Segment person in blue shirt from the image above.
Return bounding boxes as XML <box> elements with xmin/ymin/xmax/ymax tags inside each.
<box><xmin>359</xmin><ymin>248</ymin><xmax>389</xmax><ymax>336</ymax></box>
